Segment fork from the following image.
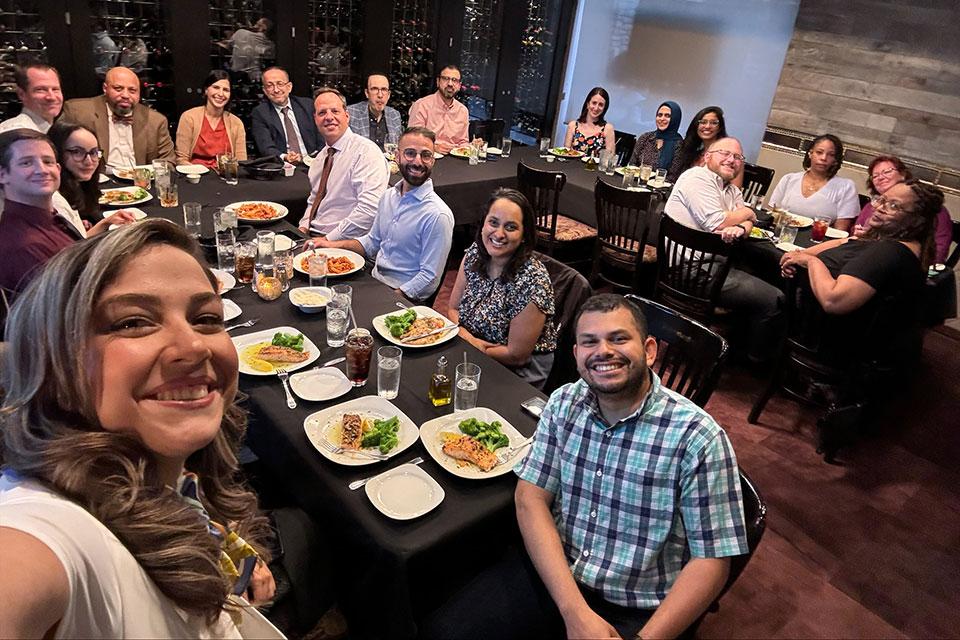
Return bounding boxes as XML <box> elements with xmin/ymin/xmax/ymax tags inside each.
<box><xmin>349</xmin><ymin>457</ymin><xmax>424</xmax><ymax>490</ymax></box>
<box><xmin>226</xmin><ymin>317</ymin><xmax>259</xmax><ymax>332</ymax></box>
<box><xmin>276</xmin><ymin>368</ymin><xmax>296</xmax><ymax>409</ymax></box>
<box><xmin>316</xmin><ymin>437</ymin><xmax>391</xmax><ymax>461</ymax></box>
<box><xmin>495</xmin><ymin>436</ymin><xmax>535</xmax><ymax>466</ymax></box>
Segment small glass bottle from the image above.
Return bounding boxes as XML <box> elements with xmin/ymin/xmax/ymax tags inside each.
<box><xmin>428</xmin><ymin>356</ymin><xmax>452</xmax><ymax>407</ymax></box>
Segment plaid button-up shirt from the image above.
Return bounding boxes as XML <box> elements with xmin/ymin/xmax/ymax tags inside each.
<box><xmin>516</xmin><ymin>373</ymin><xmax>748</xmax><ymax>609</ymax></box>
<box><xmin>346</xmin><ymin>101</ymin><xmax>403</xmax><ymax>150</ymax></box>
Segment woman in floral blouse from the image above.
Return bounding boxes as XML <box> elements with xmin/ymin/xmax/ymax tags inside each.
<box><xmin>447</xmin><ymin>188</ymin><xmax>558</xmax><ymax>388</ymax></box>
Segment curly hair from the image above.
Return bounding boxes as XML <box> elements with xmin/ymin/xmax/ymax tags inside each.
<box><xmin>862</xmin><ymin>179</ymin><xmax>944</xmax><ymax>270</ymax></box>
<box><xmin>675</xmin><ymin>106</ymin><xmax>727</xmax><ymax>175</ymax></box>
<box><xmin>470</xmin><ymin>187</ymin><xmax>537</xmax><ymax>283</ymax></box>
<box><xmin>0</xmin><ymin>219</ymin><xmax>271</xmax><ymax>624</ymax></box>
<box><xmin>802</xmin><ymin>134</ymin><xmax>844</xmax><ymax>178</ymax></box>
<box><xmin>577</xmin><ymin>87</ymin><xmax>610</xmax><ymax>127</ymax></box>
<box><xmin>866</xmin><ymin>154</ymin><xmax>911</xmax><ymax>195</ymax></box>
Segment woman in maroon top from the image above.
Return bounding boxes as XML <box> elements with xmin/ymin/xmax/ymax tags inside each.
<box><xmin>174</xmin><ymin>71</ymin><xmax>247</xmax><ymax>168</ymax></box>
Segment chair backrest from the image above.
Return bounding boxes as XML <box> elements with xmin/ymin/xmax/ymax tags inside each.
<box><xmin>727</xmin><ymin>471</ymin><xmax>767</xmax><ymax>590</ymax></box>
<box><xmin>625</xmin><ymin>295</ymin><xmax>728</xmax><ymax>407</ymax></box>
<box><xmin>468</xmin><ymin>119</ymin><xmax>505</xmax><ymax>148</ymax></box>
<box><xmin>594</xmin><ymin>178</ymin><xmax>657</xmax><ymax>257</ymax></box>
<box><xmin>614</xmin><ymin>130</ymin><xmax>636</xmax><ymax>166</ymax></box>
<box><xmin>655</xmin><ymin>214</ymin><xmax>733</xmax><ymax>322</ymax></box>
<box><xmin>741</xmin><ymin>163</ymin><xmax>775</xmax><ymax>203</ymax></box>
<box><xmin>518</xmin><ymin>162</ymin><xmax>566</xmax><ymax>242</ymax></box>
<box><xmin>945</xmin><ymin>219</ymin><xmax>960</xmax><ymax>268</ymax></box>
<box><xmin>858</xmin><ymin>192</ymin><xmax>871</xmax><ymax>210</ymax></box>
<box><xmin>538</xmin><ymin>251</ymin><xmax>593</xmax><ymax>393</ymax></box>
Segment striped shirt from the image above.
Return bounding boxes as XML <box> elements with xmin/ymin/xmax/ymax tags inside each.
<box><xmin>516</xmin><ymin>372</ymin><xmax>747</xmax><ymax>609</ymax></box>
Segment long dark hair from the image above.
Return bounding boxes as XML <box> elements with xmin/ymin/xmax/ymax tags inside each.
<box><xmin>203</xmin><ymin>70</ymin><xmax>232</xmax><ymax>109</ymax></box>
<box><xmin>802</xmin><ymin>134</ymin><xmax>844</xmax><ymax>178</ymax></box>
<box><xmin>577</xmin><ymin>87</ymin><xmax>610</xmax><ymax>127</ymax></box>
<box><xmin>47</xmin><ymin>121</ymin><xmax>101</xmax><ymax>222</ymax></box>
<box><xmin>470</xmin><ymin>188</ymin><xmax>537</xmax><ymax>282</ymax></box>
<box><xmin>675</xmin><ymin>106</ymin><xmax>727</xmax><ymax>173</ymax></box>
<box><xmin>862</xmin><ymin>179</ymin><xmax>944</xmax><ymax>270</ymax></box>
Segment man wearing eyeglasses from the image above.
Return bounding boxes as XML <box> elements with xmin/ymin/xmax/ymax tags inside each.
<box><xmin>347</xmin><ymin>74</ymin><xmax>403</xmax><ymax>151</ymax></box>
<box><xmin>250</xmin><ymin>66</ymin><xmax>322</xmax><ymax>163</ymax></box>
<box><xmin>664</xmin><ymin>137</ymin><xmax>783</xmax><ymax>363</ymax></box>
<box><xmin>0</xmin><ymin>64</ymin><xmax>62</xmax><ymax>134</ymax></box>
<box><xmin>408</xmin><ymin>65</ymin><xmax>469</xmax><ymax>154</ymax></box>
<box><xmin>310</xmin><ymin>127</ymin><xmax>453</xmax><ymax>302</ymax></box>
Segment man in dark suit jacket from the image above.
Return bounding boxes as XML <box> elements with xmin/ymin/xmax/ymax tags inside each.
<box><xmin>250</xmin><ymin>66</ymin><xmax>321</xmax><ymax>163</ymax></box>
<box><xmin>59</xmin><ymin>66</ymin><xmax>174</xmax><ymax>169</ymax></box>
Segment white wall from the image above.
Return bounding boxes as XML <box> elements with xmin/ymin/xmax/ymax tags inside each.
<box><xmin>556</xmin><ymin>0</ymin><xmax>800</xmax><ymax>162</ymax></box>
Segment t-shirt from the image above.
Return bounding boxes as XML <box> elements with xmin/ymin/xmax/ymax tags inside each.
<box><xmin>768</xmin><ymin>172</ymin><xmax>860</xmax><ymax>223</ymax></box>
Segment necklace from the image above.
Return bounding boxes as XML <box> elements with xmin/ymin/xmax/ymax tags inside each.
<box><xmin>802</xmin><ymin>171</ymin><xmax>827</xmax><ymax>196</ymax></box>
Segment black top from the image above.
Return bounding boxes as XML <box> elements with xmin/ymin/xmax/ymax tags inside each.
<box><xmin>368</xmin><ymin>109</ymin><xmax>388</xmax><ymax>149</ymax></box>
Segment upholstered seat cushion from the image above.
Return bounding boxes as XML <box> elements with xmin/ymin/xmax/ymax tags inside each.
<box><xmin>538</xmin><ymin>214</ymin><xmax>597</xmax><ymax>242</ymax></box>
<box><xmin>600</xmin><ymin>239</ymin><xmax>657</xmax><ymax>267</ymax></box>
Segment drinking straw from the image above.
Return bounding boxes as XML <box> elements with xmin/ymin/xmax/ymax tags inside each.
<box><xmin>349</xmin><ymin>306</ymin><xmax>357</xmax><ymax>330</ymax></box>
<box><xmin>463</xmin><ymin>351</ymin><xmax>468</xmax><ymax>367</ymax></box>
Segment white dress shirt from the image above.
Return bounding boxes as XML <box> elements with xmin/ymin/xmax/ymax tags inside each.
<box><xmin>299</xmin><ymin>128</ymin><xmax>389</xmax><ymax>240</ymax></box>
<box><xmin>273</xmin><ymin>100</ymin><xmax>307</xmax><ymax>157</ymax></box>
<box><xmin>106</xmin><ymin>106</ymin><xmax>137</xmax><ymax>169</ymax></box>
<box><xmin>664</xmin><ymin>166</ymin><xmax>744</xmax><ymax>231</ymax></box>
<box><xmin>0</xmin><ymin>108</ymin><xmax>51</xmax><ymax>134</ymax></box>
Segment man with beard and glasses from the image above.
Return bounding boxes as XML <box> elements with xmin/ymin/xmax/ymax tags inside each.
<box><xmin>408</xmin><ymin>65</ymin><xmax>468</xmax><ymax>154</ymax></box>
<box><xmin>422</xmin><ymin>293</ymin><xmax>746</xmax><ymax>640</ymax></box>
<box><xmin>60</xmin><ymin>66</ymin><xmax>174</xmax><ymax>170</ymax></box>
<box><xmin>310</xmin><ymin>127</ymin><xmax>453</xmax><ymax>301</ymax></box>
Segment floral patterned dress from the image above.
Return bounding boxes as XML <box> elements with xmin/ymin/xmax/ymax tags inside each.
<box><xmin>570</xmin><ymin>121</ymin><xmax>607</xmax><ymax>156</ymax></box>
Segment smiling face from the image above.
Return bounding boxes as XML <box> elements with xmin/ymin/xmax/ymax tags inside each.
<box><xmin>313</xmin><ymin>91</ymin><xmax>349</xmax><ymax>145</ymax></box>
<box><xmin>86</xmin><ymin>244</ymin><xmax>238</xmax><ymax>473</ymax></box>
<box><xmin>869</xmin><ymin>182</ymin><xmax>917</xmax><ymax>233</ymax></box>
<box><xmin>481</xmin><ymin>197</ymin><xmax>524</xmax><ymax>261</ymax></box>
<box><xmin>655</xmin><ymin>105</ymin><xmax>672</xmax><ymax>131</ymax></box>
<box><xmin>205</xmin><ymin>78</ymin><xmax>231</xmax><ymax>110</ymax></box>
<box><xmin>397</xmin><ymin>132</ymin><xmax>434</xmax><ymax>188</ymax></box>
<box><xmin>586</xmin><ymin>94</ymin><xmax>606</xmax><ymax>122</ymax></box>
<box><xmin>574</xmin><ymin>307</ymin><xmax>657</xmax><ymax>397</ymax></box>
<box><xmin>19</xmin><ymin>67</ymin><xmax>62</xmax><ymax>123</ymax></box>
<box><xmin>870</xmin><ymin>160</ymin><xmax>904</xmax><ymax>195</ymax></box>
<box><xmin>807</xmin><ymin>139</ymin><xmax>838</xmax><ymax>176</ymax></box>
<box><xmin>0</xmin><ymin>138</ymin><xmax>60</xmax><ymax>204</ymax></box>
<box><xmin>62</xmin><ymin>128</ymin><xmax>100</xmax><ymax>182</ymax></box>
<box><xmin>103</xmin><ymin>67</ymin><xmax>140</xmax><ymax>116</ymax></box>
<box><xmin>705</xmin><ymin>137</ymin><xmax>744</xmax><ymax>183</ymax></box>
<box><xmin>697</xmin><ymin>111</ymin><xmax>721</xmax><ymax>142</ymax></box>
<box><xmin>262</xmin><ymin>68</ymin><xmax>291</xmax><ymax>107</ymax></box>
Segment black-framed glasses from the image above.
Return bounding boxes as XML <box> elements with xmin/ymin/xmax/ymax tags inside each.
<box><xmin>368</xmin><ymin>87</ymin><xmax>390</xmax><ymax>94</ymax></box>
<box><xmin>64</xmin><ymin>147</ymin><xmax>102</xmax><ymax>161</ymax></box>
<box><xmin>708</xmin><ymin>149</ymin><xmax>745</xmax><ymax>163</ymax></box>
<box><xmin>401</xmin><ymin>149</ymin><xmax>435</xmax><ymax>162</ymax></box>
<box><xmin>871</xmin><ymin>194</ymin><xmax>910</xmax><ymax>214</ymax></box>
<box><xmin>439</xmin><ymin>75</ymin><xmax>461</xmax><ymax>84</ymax></box>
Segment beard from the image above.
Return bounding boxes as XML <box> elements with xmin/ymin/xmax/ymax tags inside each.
<box><xmin>579</xmin><ymin>357</ymin><xmax>648</xmax><ymax>398</ymax></box>
<box><xmin>400</xmin><ymin>160</ymin><xmax>431</xmax><ymax>187</ymax></box>
<box><xmin>109</xmin><ymin>102</ymin><xmax>134</xmax><ymax>117</ymax></box>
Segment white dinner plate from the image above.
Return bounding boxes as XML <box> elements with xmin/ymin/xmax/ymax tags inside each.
<box><xmin>222</xmin><ymin>298</ymin><xmax>241</xmax><ymax>321</ymax></box>
<box><xmin>433</xmin><ymin>151</ymin><xmax>443</xmax><ymax>159</ymax></box>
<box><xmin>289</xmin><ymin>366</ymin><xmax>351</xmax><ymax>402</ymax></box>
<box><xmin>111</xmin><ymin>164</ymin><xmax>153</xmax><ymax>180</ymax></box>
<box><xmin>105</xmin><ymin>206</ymin><xmax>148</xmax><ymax>230</ymax></box>
<box><xmin>825</xmin><ymin>227</ymin><xmax>849</xmax><ymax>239</ymax></box>
<box><xmin>486</xmin><ymin>147</ymin><xmax>503</xmax><ymax>155</ymax></box>
<box><xmin>98</xmin><ymin>173</ymin><xmax>110</xmax><ymax>183</ymax></box>
<box><xmin>775</xmin><ymin>241</ymin><xmax>804</xmax><ymax>252</ymax></box>
<box><xmin>176</xmin><ymin>164</ymin><xmax>210</xmax><ymax>175</ymax></box>
<box><xmin>232</xmin><ymin>326</ymin><xmax>320</xmax><ymax>376</ymax></box>
<box><xmin>418</xmin><ymin>407</ymin><xmax>531</xmax><ymax>479</ymax></box>
<box><xmin>371</xmin><ymin>305</ymin><xmax>458</xmax><ymax>349</ymax></box>
<box><xmin>647</xmin><ymin>179</ymin><xmax>672</xmax><ymax>188</ymax></box>
<box><xmin>99</xmin><ymin>186</ymin><xmax>153</xmax><ymax>207</ymax></box>
<box><xmin>292</xmin><ymin>248</ymin><xmax>364</xmax><ymax>277</ymax></box>
<box><xmin>614</xmin><ymin>165</ymin><xmax>642</xmax><ymax>176</ymax></box>
<box><xmin>365</xmin><ymin>463</ymin><xmax>445</xmax><ymax>520</ymax></box>
<box><xmin>303</xmin><ymin>396</ymin><xmax>419</xmax><ymax>467</ymax></box>
<box><xmin>785</xmin><ymin>214</ymin><xmax>814</xmax><ymax>228</ymax></box>
<box><xmin>210</xmin><ymin>268</ymin><xmax>236</xmax><ymax>293</ymax></box>
<box><xmin>225</xmin><ymin>200</ymin><xmax>289</xmax><ymax>224</ymax></box>
<box><xmin>273</xmin><ymin>234</ymin><xmax>296</xmax><ymax>251</ymax></box>
<box><xmin>289</xmin><ymin>286</ymin><xmax>333</xmax><ymax>313</ymax></box>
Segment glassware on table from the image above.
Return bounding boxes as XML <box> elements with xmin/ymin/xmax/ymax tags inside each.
<box><xmin>467</xmin><ymin>143</ymin><xmax>479</xmax><ymax>166</ymax></box>
<box><xmin>235</xmin><ymin>241</ymin><xmax>256</xmax><ymax>284</ymax></box>
<box><xmin>384</xmin><ymin>141</ymin><xmax>397</xmax><ymax>161</ymax></box>
<box><xmin>653</xmin><ymin>168</ymin><xmax>668</xmax><ymax>187</ymax></box>
<box><xmin>779</xmin><ymin>224</ymin><xmax>799</xmax><ymax>245</ymax></box>
<box><xmin>477</xmin><ymin>140</ymin><xmax>488</xmax><ymax>163</ymax></box>
<box><xmin>621</xmin><ymin>168</ymin><xmax>634</xmax><ymax>188</ymax></box>
<box><xmin>326</xmin><ymin>295</ymin><xmax>350</xmax><ymax>348</ymax></box>
<box><xmin>345</xmin><ymin>328</ymin><xmax>374</xmax><ymax>386</ymax></box>
<box><xmin>500</xmin><ymin>138</ymin><xmax>512</xmax><ymax>158</ymax></box>
<box><xmin>639</xmin><ymin>164</ymin><xmax>652</xmax><ymax>181</ymax></box>
<box><xmin>158</xmin><ymin>182</ymin><xmax>178</xmax><ymax>208</ymax></box>
<box><xmin>215</xmin><ymin>206</ymin><xmax>237</xmax><ymax>231</ymax></box>
<box><xmin>273</xmin><ymin>248</ymin><xmax>292</xmax><ymax>291</ymax></box>
<box><xmin>133</xmin><ymin>167</ymin><xmax>151</xmax><ymax>189</ymax></box>
<box><xmin>601</xmin><ymin>150</ymin><xmax>616</xmax><ymax>175</ymax></box>
<box><xmin>219</xmin><ymin>154</ymin><xmax>239</xmax><ymax>185</ymax></box>
<box><xmin>182</xmin><ymin>201</ymin><xmax>202</xmax><ymax>238</ymax></box>
<box><xmin>771</xmin><ymin>209</ymin><xmax>788</xmax><ymax>241</ymax></box>
<box><xmin>255</xmin><ymin>230</ymin><xmax>275</xmax><ymax>290</ymax></box>
<box><xmin>308</xmin><ymin>253</ymin><xmax>328</xmax><ymax>288</ymax></box>
<box><xmin>454</xmin><ymin>362</ymin><xmax>481</xmax><ymax>411</ymax></box>
<box><xmin>377</xmin><ymin>346</ymin><xmax>402</xmax><ymax>399</ymax></box>
<box><xmin>428</xmin><ymin>355</ymin><xmax>452</xmax><ymax>406</ymax></box>
<box><xmin>538</xmin><ymin>137</ymin><xmax>551</xmax><ymax>158</ymax></box>
<box><xmin>215</xmin><ymin>229</ymin><xmax>236</xmax><ymax>273</ymax></box>
<box><xmin>152</xmin><ymin>160</ymin><xmax>171</xmax><ymax>187</ymax></box>
<box><xmin>584</xmin><ymin>153</ymin><xmax>598</xmax><ymax>172</ymax></box>
<box><xmin>810</xmin><ymin>216</ymin><xmax>830</xmax><ymax>243</ymax></box>
<box><xmin>331</xmin><ymin>283</ymin><xmax>352</xmax><ymax>305</ymax></box>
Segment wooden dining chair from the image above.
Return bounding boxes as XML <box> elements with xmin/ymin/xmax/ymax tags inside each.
<box><xmin>468</xmin><ymin>119</ymin><xmax>505</xmax><ymax>148</ymax></box>
<box><xmin>538</xmin><ymin>252</ymin><xmax>593</xmax><ymax>393</ymax></box>
<box><xmin>741</xmin><ymin>162</ymin><xmax>775</xmax><ymax>203</ymax></box>
<box><xmin>517</xmin><ymin>162</ymin><xmax>597</xmax><ymax>263</ymax></box>
<box><xmin>590</xmin><ymin>178</ymin><xmax>658</xmax><ymax>293</ymax></box>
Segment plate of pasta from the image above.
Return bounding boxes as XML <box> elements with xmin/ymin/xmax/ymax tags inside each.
<box><xmin>225</xmin><ymin>200</ymin><xmax>289</xmax><ymax>224</ymax></box>
<box><xmin>292</xmin><ymin>248</ymin><xmax>364</xmax><ymax>278</ymax></box>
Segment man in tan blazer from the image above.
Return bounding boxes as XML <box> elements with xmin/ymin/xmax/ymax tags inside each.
<box><xmin>60</xmin><ymin>66</ymin><xmax>174</xmax><ymax>169</ymax></box>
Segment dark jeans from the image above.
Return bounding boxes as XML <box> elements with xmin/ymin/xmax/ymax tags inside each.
<box><xmin>419</xmin><ymin>546</ymin><xmax>654</xmax><ymax>640</ymax></box>
<box><xmin>720</xmin><ymin>268</ymin><xmax>784</xmax><ymax>361</ymax></box>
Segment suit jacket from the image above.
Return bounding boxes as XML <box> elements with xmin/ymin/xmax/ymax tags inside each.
<box><xmin>175</xmin><ymin>107</ymin><xmax>248</xmax><ymax>164</ymax></box>
<box><xmin>250</xmin><ymin>95</ymin><xmax>321</xmax><ymax>158</ymax></box>
<box><xmin>346</xmin><ymin>101</ymin><xmax>403</xmax><ymax>148</ymax></box>
<box><xmin>59</xmin><ymin>95</ymin><xmax>175</xmax><ymax>165</ymax></box>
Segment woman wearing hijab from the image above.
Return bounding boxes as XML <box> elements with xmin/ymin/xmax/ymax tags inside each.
<box><xmin>628</xmin><ymin>101</ymin><xmax>683</xmax><ymax>171</ymax></box>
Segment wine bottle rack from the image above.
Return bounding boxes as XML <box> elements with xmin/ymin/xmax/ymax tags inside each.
<box><xmin>307</xmin><ymin>0</ymin><xmax>364</xmax><ymax>101</ymax></box>
<box><xmin>510</xmin><ymin>0</ymin><xmax>560</xmax><ymax>143</ymax></box>
<box><xmin>388</xmin><ymin>0</ymin><xmax>433</xmax><ymax>118</ymax></box>
<box><xmin>458</xmin><ymin>0</ymin><xmax>504</xmax><ymax>120</ymax></box>
<box><xmin>0</xmin><ymin>1</ymin><xmax>47</xmax><ymax>120</ymax></box>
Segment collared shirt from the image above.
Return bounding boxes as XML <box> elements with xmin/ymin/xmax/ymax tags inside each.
<box><xmin>358</xmin><ymin>178</ymin><xmax>454</xmax><ymax>300</ymax></box>
<box><xmin>0</xmin><ymin>198</ymin><xmax>80</xmax><ymax>295</ymax></box>
<box><xmin>664</xmin><ymin>165</ymin><xmax>744</xmax><ymax>232</ymax></box>
<box><xmin>271</xmin><ymin>100</ymin><xmax>307</xmax><ymax>157</ymax></box>
<box><xmin>516</xmin><ymin>373</ymin><xmax>748</xmax><ymax>609</ymax></box>
<box><xmin>298</xmin><ymin>128</ymin><xmax>389</xmax><ymax>240</ymax></box>
<box><xmin>0</xmin><ymin>108</ymin><xmax>52</xmax><ymax>134</ymax></box>
<box><xmin>106</xmin><ymin>106</ymin><xmax>136</xmax><ymax>169</ymax></box>
<box><xmin>407</xmin><ymin>92</ymin><xmax>469</xmax><ymax>149</ymax></box>
<box><xmin>346</xmin><ymin>101</ymin><xmax>403</xmax><ymax>150</ymax></box>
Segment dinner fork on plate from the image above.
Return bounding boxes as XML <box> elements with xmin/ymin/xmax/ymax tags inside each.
<box><xmin>226</xmin><ymin>317</ymin><xmax>259</xmax><ymax>332</ymax></box>
<box><xmin>495</xmin><ymin>436</ymin><xmax>535</xmax><ymax>466</ymax></box>
<box><xmin>315</xmin><ymin>437</ymin><xmax>391</xmax><ymax>461</ymax></box>
<box><xmin>276</xmin><ymin>368</ymin><xmax>296</xmax><ymax>409</ymax></box>
<box><xmin>348</xmin><ymin>457</ymin><xmax>425</xmax><ymax>490</ymax></box>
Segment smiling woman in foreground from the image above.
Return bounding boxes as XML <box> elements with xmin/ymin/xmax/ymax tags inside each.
<box><xmin>0</xmin><ymin>219</ymin><xmax>274</xmax><ymax>637</ymax></box>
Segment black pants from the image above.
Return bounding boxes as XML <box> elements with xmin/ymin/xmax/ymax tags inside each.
<box><xmin>419</xmin><ymin>546</ymin><xmax>654</xmax><ymax>640</ymax></box>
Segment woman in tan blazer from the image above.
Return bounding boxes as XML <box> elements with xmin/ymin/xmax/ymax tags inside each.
<box><xmin>175</xmin><ymin>70</ymin><xmax>247</xmax><ymax>167</ymax></box>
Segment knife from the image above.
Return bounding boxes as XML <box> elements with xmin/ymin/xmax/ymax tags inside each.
<box><xmin>400</xmin><ymin>324</ymin><xmax>458</xmax><ymax>344</ymax></box>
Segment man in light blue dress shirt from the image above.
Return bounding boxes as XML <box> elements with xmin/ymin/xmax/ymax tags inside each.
<box><xmin>310</xmin><ymin>126</ymin><xmax>454</xmax><ymax>301</ymax></box>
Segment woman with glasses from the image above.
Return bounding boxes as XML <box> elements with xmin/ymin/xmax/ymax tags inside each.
<box><xmin>670</xmin><ymin>106</ymin><xmax>727</xmax><ymax>183</ymax></box>
<box><xmin>175</xmin><ymin>71</ymin><xmax>247</xmax><ymax>168</ymax></box>
<box><xmin>853</xmin><ymin>154</ymin><xmax>952</xmax><ymax>262</ymax></box>
<box><xmin>47</xmin><ymin>121</ymin><xmax>105</xmax><ymax>229</ymax></box>
<box><xmin>768</xmin><ymin>133</ymin><xmax>860</xmax><ymax>231</ymax></box>
<box><xmin>628</xmin><ymin>100</ymin><xmax>683</xmax><ymax>172</ymax></box>
<box><xmin>562</xmin><ymin>87</ymin><xmax>615</xmax><ymax>157</ymax></box>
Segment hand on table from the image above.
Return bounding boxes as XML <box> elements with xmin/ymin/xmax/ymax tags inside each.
<box><xmin>563</xmin><ymin>607</ymin><xmax>621</xmax><ymax>639</ymax></box>
<box><xmin>305</xmin><ymin>236</ymin><xmax>331</xmax><ymax>251</ymax></box>
<box><xmin>435</xmin><ymin>141</ymin><xmax>455</xmax><ymax>154</ymax></box>
<box><xmin>245</xmin><ymin>559</ymin><xmax>276</xmax><ymax>606</ymax></box>
<box><xmin>88</xmin><ymin>210</ymin><xmax>137</xmax><ymax>236</ymax></box>
<box><xmin>719</xmin><ymin>225</ymin><xmax>746</xmax><ymax>243</ymax></box>
<box><xmin>284</xmin><ymin>151</ymin><xmax>302</xmax><ymax>165</ymax></box>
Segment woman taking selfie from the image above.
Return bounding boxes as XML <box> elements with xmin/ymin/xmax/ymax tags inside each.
<box><xmin>176</xmin><ymin>70</ymin><xmax>248</xmax><ymax>168</ymax></box>
<box><xmin>0</xmin><ymin>220</ymin><xmax>275</xmax><ymax>637</ymax></box>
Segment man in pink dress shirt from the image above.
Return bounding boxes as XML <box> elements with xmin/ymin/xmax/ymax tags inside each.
<box><xmin>408</xmin><ymin>65</ymin><xmax>469</xmax><ymax>154</ymax></box>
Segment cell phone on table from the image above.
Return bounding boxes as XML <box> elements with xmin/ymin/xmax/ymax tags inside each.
<box><xmin>521</xmin><ymin>396</ymin><xmax>547</xmax><ymax>419</ymax></box>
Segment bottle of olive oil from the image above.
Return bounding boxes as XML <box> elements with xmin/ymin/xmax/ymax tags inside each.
<box><xmin>428</xmin><ymin>356</ymin><xmax>452</xmax><ymax>406</ymax></box>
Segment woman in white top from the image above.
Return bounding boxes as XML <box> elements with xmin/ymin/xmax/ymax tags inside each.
<box><xmin>767</xmin><ymin>133</ymin><xmax>860</xmax><ymax>231</ymax></box>
<box><xmin>0</xmin><ymin>220</ymin><xmax>277</xmax><ymax>638</ymax></box>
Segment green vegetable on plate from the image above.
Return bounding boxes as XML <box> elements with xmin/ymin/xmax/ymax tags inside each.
<box><xmin>271</xmin><ymin>332</ymin><xmax>305</xmax><ymax>351</ymax></box>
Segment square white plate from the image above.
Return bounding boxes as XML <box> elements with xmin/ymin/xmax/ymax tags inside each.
<box><xmin>211</xmin><ymin>268</ymin><xmax>236</xmax><ymax>294</ymax></box>
<box><xmin>232</xmin><ymin>326</ymin><xmax>320</xmax><ymax>375</ymax></box>
<box><xmin>418</xmin><ymin>407</ymin><xmax>531</xmax><ymax>479</ymax></box>
<box><xmin>303</xmin><ymin>395</ymin><xmax>419</xmax><ymax>466</ymax></box>
<box><xmin>825</xmin><ymin>227</ymin><xmax>849</xmax><ymax>239</ymax></box>
<box><xmin>371</xmin><ymin>305</ymin><xmax>458</xmax><ymax>349</ymax></box>
<box><xmin>292</xmin><ymin>248</ymin><xmax>364</xmax><ymax>277</ymax></box>
<box><xmin>222</xmin><ymin>298</ymin><xmax>241</xmax><ymax>321</ymax></box>
<box><xmin>289</xmin><ymin>366</ymin><xmax>351</xmax><ymax>402</ymax></box>
<box><xmin>365</xmin><ymin>463</ymin><xmax>444</xmax><ymax>520</ymax></box>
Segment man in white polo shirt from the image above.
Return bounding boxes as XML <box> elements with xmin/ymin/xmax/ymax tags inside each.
<box><xmin>0</xmin><ymin>64</ymin><xmax>63</xmax><ymax>134</ymax></box>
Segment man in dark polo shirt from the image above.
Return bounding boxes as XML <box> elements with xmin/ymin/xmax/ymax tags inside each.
<box><xmin>0</xmin><ymin>129</ymin><xmax>132</xmax><ymax>298</ymax></box>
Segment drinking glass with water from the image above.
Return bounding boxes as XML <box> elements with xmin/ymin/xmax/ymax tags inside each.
<box><xmin>326</xmin><ymin>295</ymin><xmax>350</xmax><ymax>348</ymax></box>
<box><xmin>182</xmin><ymin>202</ymin><xmax>202</xmax><ymax>238</ymax></box>
<box><xmin>454</xmin><ymin>362</ymin><xmax>481</xmax><ymax>411</ymax></box>
<box><xmin>215</xmin><ymin>229</ymin><xmax>236</xmax><ymax>272</ymax></box>
<box><xmin>377</xmin><ymin>346</ymin><xmax>402</xmax><ymax>399</ymax></box>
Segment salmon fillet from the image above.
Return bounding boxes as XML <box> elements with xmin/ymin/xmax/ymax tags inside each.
<box><xmin>257</xmin><ymin>345</ymin><xmax>309</xmax><ymax>363</ymax></box>
<box><xmin>340</xmin><ymin>413</ymin><xmax>363</xmax><ymax>449</ymax></box>
<box><xmin>442</xmin><ymin>435</ymin><xmax>497</xmax><ymax>472</ymax></box>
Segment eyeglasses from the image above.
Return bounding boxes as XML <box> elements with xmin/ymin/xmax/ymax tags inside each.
<box><xmin>870</xmin><ymin>167</ymin><xmax>898</xmax><ymax>181</ymax></box>
<box><xmin>439</xmin><ymin>75</ymin><xmax>461</xmax><ymax>84</ymax></box>
<box><xmin>263</xmin><ymin>81</ymin><xmax>290</xmax><ymax>90</ymax></box>
<box><xmin>368</xmin><ymin>87</ymin><xmax>390</xmax><ymax>94</ymax></box>
<box><xmin>871</xmin><ymin>194</ymin><xmax>910</xmax><ymax>214</ymax></box>
<box><xmin>64</xmin><ymin>147</ymin><xmax>103</xmax><ymax>161</ymax></box>
<box><xmin>698</xmin><ymin>119</ymin><xmax>720</xmax><ymax>126</ymax></box>
<box><xmin>708</xmin><ymin>149</ymin><xmax>745</xmax><ymax>163</ymax></box>
<box><xmin>401</xmin><ymin>149</ymin><xmax>435</xmax><ymax>162</ymax></box>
